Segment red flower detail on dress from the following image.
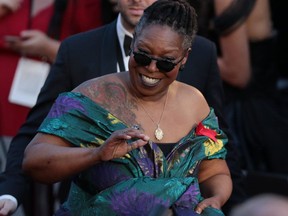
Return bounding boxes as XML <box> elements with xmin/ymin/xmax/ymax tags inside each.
<box><xmin>195</xmin><ymin>122</ymin><xmax>217</xmax><ymax>142</ymax></box>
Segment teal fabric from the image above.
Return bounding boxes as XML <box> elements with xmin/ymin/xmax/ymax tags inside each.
<box><xmin>39</xmin><ymin>92</ymin><xmax>228</xmax><ymax>216</ymax></box>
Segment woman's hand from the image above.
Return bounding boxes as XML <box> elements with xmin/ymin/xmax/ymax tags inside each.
<box><xmin>0</xmin><ymin>0</ymin><xmax>22</xmax><ymax>12</ymax></box>
<box><xmin>194</xmin><ymin>196</ymin><xmax>222</xmax><ymax>214</ymax></box>
<box><xmin>98</xmin><ymin>128</ymin><xmax>150</xmax><ymax>161</ymax></box>
<box><xmin>5</xmin><ymin>30</ymin><xmax>60</xmax><ymax>62</ymax></box>
<box><xmin>196</xmin><ymin>160</ymin><xmax>232</xmax><ymax>214</ymax></box>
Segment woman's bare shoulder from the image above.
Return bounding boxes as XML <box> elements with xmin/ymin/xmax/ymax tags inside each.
<box><xmin>72</xmin><ymin>73</ymin><xmax>127</xmax><ymax>104</ymax></box>
<box><xmin>176</xmin><ymin>82</ymin><xmax>210</xmax><ymax>119</ymax></box>
<box><xmin>178</xmin><ymin>82</ymin><xmax>207</xmax><ymax>102</ymax></box>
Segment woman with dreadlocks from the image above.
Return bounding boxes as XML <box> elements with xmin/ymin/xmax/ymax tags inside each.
<box><xmin>23</xmin><ymin>1</ymin><xmax>232</xmax><ymax>215</ymax></box>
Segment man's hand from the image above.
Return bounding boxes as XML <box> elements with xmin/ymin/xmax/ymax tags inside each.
<box><xmin>0</xmin><ymin>196</ymin><xmax>17</xmax><ymax>216</ymax></box>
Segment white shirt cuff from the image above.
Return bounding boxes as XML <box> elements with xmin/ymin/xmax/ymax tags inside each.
<box><xmin>0</xmin><ymin>195</ymin><xmax>18</xmax><ymax>212</ymax></box>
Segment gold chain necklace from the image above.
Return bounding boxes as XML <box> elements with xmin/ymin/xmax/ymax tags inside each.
<box><xmin>136</xmin><ymin>88</ymin><xmax>170</xmax><ymax>141</ymax></box>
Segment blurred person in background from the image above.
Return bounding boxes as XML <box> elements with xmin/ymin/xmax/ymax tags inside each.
<box><xmin>190</xmin><ymin>0</ymin><xmax>288</xmax><ymax>199</ymax></box>
<box><xmin>0</xmin><ymin>0</ymin><xmax>105</xmax><ymax>215</ymax></box>
<box><xmin>270</xmin><ymin>0</ymin><xmax>288</xmax><ymax>93</ymax></box>
<box><xmin>0</xmin><ymin>0</ymin><xmax>104</xmax><ymax>147</ymax></box>
<box><xmin>229</xmin><ymin>193</ymin><xmax>288</xmax><ymax>216</ymax></box>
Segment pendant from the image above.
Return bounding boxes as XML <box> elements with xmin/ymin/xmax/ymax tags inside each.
<box><xmin>155</xmin><ymin>125</ymin><xmax>164</xmax><ymax>141</ymax></box>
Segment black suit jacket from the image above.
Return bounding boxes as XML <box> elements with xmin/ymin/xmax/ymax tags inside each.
<box><xmin>0</xmin><ymin>20</ymin><xmax>244</xmax><ymax>209</ymax></box>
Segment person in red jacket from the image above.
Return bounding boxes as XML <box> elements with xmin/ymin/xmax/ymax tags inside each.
<box><xmin>0</xmin><ymin>0</ymin><xmax>103</xmax><ymax>148</ymax></box>
<box><xmin>0</xmin><ymin>0</ymin><xmax>104</xmax><ymax>215</ymax></box>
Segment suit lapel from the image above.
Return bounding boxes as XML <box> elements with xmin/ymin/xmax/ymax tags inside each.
<box><xmin>99</xmin><ymin>20</ymin><xmax>120</xmax><ymax>76</ymax></box>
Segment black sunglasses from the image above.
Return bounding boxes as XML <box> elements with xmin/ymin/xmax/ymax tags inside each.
<box><xmin>132</xmin><ymin>51</ymin><xmax>184</xmax><ymax>73</ymax></box>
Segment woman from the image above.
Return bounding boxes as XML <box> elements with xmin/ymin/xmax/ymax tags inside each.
<box><xmin>23</xmin><ymin>1</ymin><xmax>232</xmax><ymax>215</ymax></box>
<box><xmin>194</xmin><ymin>0</ymin><xmax>288</xmax><ymax>174</ymax></box>
<box><xmin>0</xmin><ymin>0</ymin><xmax>104</xmax><ymax>143</ymax></box>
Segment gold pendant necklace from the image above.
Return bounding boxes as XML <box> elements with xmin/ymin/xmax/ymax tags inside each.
<box><xmin>136</xmin><ymin>88</ymin><xmax>169</xmax><ymax>141</ymax></box>
<box><xmin>155</xmin><ymin>124</ymin><xmax>164</xmax><ymax>141</ymax></box>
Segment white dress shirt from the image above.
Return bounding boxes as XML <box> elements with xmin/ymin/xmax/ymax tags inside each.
<box><xmin>116</xmin><ymin>14</ymin><xmax>133</xmax><ymax>72</ymax></box>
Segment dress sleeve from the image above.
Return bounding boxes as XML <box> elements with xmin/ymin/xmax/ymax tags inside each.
<box><xmin>195</xmin><ymin>108</ymin><xmax>228</xmax><ymax>160</ymax></box>
<box><xmin>38</xmin><ymin>92</ymin><xmax>127</xmax><ymax>147</ymax></box>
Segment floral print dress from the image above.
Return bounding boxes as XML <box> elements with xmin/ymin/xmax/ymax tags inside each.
<box><xmin>39</xmin><ymin>92</ymin><xmax>228</xmax><ymax>216</ymax></box>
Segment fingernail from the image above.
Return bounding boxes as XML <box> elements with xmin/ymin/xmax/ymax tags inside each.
<box><xmin>144</xmin><ymin>136</ymin><xmax>150</xmax><ymax>141</ymax></box>
<box><xmin>132</xmin><ymin>124</ymin><xmax>140</xmax><ymax>130</ymax></box>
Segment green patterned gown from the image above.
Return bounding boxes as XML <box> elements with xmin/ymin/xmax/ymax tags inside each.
<box><xmin>38</xmin><ymin>92</ymin><xmax>228</xmax><ymax>216</ymax></box>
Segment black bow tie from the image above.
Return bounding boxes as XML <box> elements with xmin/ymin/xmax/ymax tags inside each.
<box><xmin>123</xmin><ymin>35</ymin><xmax>132</xmax><ymax>56</ymax></box>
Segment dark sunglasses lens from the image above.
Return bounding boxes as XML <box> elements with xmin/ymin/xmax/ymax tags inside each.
<box><xmin>134</xmin><ymin>52</ymin><xmax>151</xmax><ymax>66</ymax></box>
<box><xmin>133</xmin><ymin>52</ymin><xmax>176</xmax><ymax>73</ymax></box>
<box><xmin>157</xmin><ymin>61</ymin><xmax>175</xmax><ymax>73</ymax></box>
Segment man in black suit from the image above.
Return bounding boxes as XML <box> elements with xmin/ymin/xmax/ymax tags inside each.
<box><xmin>0</xmin><ymin>0</ymin><xmax>245</xmax><ymax>215</ymax></box>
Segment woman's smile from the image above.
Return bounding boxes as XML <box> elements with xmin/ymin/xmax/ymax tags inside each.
<box><xmin>140</xmin><ymin>74</ymin><xmax>161</xmax><ymax>87</ymax></box>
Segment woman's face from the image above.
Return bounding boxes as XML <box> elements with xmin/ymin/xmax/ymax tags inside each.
<box><xmin>129</xmin><ymin>24</ymin><xmax>189</xmax><ymax>98</ymax></box>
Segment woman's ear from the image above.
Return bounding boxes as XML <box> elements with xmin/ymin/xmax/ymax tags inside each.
<box><xmin>186</xmin><ymin>48</ymin><xmax>192</xmax><ymax>57</ymax></box>
<box><xmin>181</xmin><ymin>48</ymin><xmax>191</xmax><ymax>66</ymax></box>
<box><xmin>179</xmin><ymin>48</ymin><xmax>191</xmax><ymax>71</ymax></box>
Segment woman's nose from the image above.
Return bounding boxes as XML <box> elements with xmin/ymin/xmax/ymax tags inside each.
<box><xmin>145</xmin><ymin>59</ymin><xmax>159</xmax><ymax>73</ymax></box>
